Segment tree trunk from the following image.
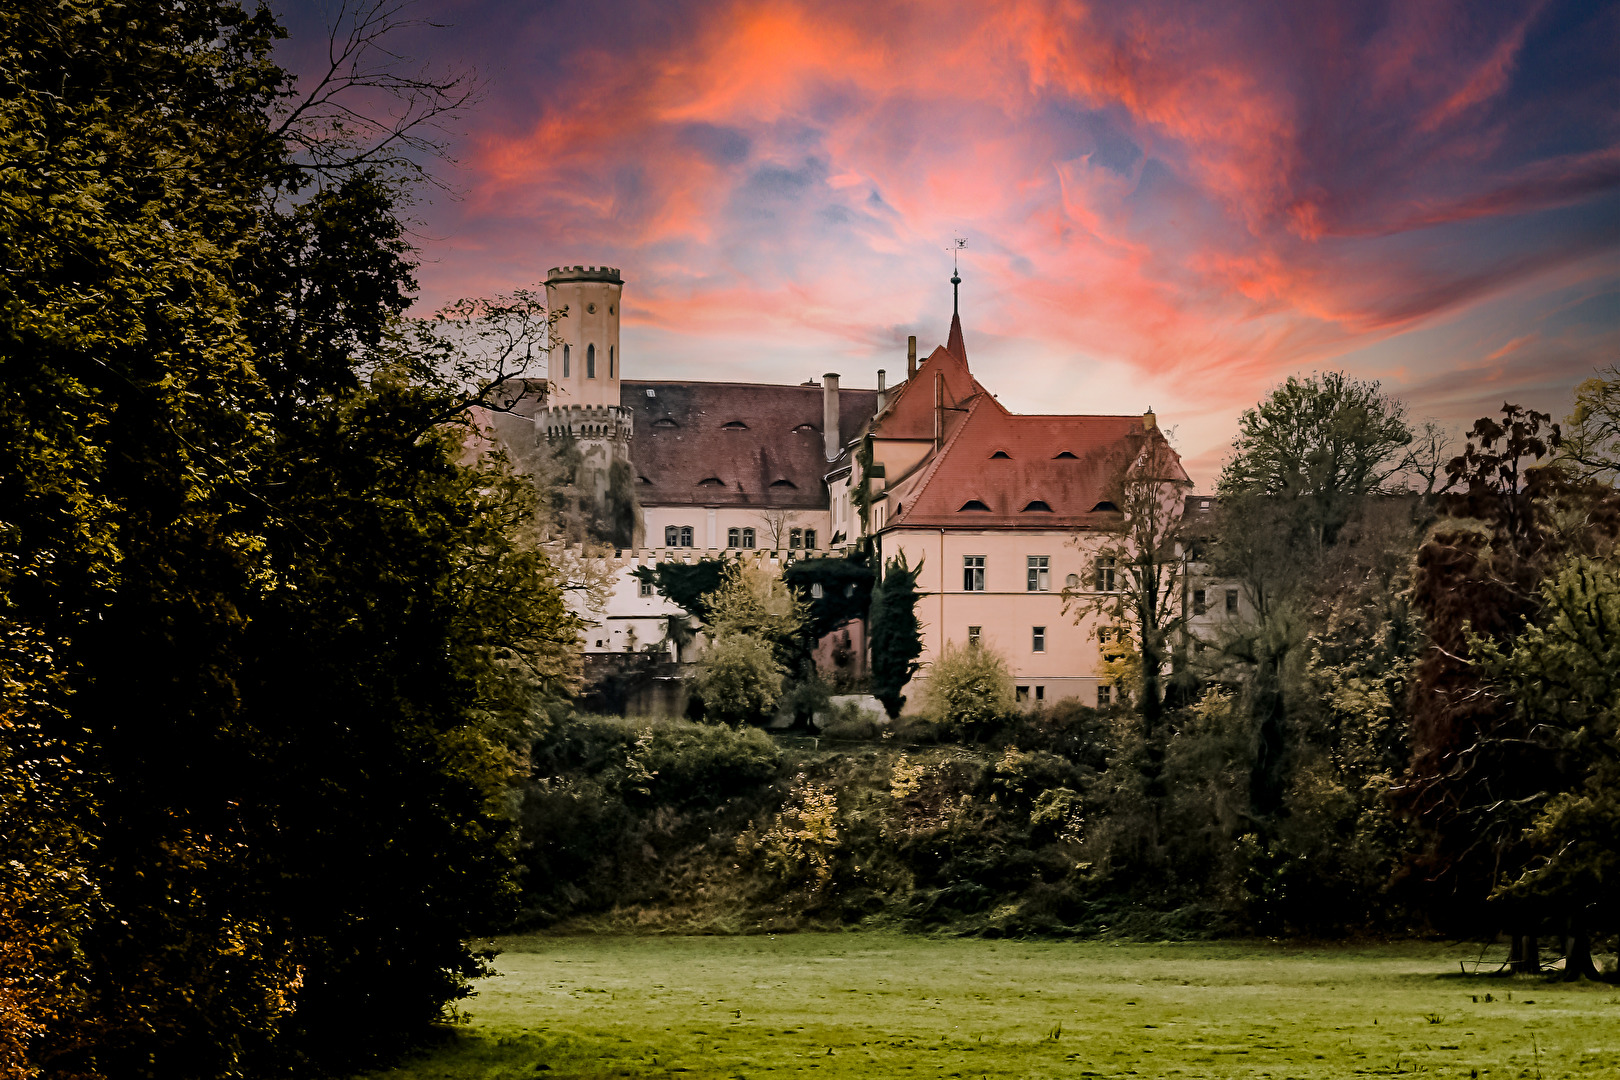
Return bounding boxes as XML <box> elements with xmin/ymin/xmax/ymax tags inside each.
<box><xmin>1563</xmin><ymin>925</ymin><xmax>1601</xmax><ymax>981</ymax></box>
<box><xmin>1509</xmin><ymin>933</ymin><xmax>1540</xmax><ymax>975</ymax></box>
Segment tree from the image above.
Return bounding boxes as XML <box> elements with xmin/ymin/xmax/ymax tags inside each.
<box><xmin>1557</xmin><ymin>366</ymin><xmax>1620</xmax><ymax>484</ymax></box>
<box><xmin>868</xmin><ymin>552</ymin><xmax>924</xmax><ymax>718</ymax></box>
<box><xmin>694</xmin><ymin>635</ymin><xmax>787</xmax><ymax>726</ymax></box>
<box><xmin>921</xmin><ymin>642</ymin><xmax>1015</xmax><ymax>735</ymax></box>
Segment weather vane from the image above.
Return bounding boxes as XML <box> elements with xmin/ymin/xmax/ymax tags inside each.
<box><xmin>951</xmin><ymin>237</ymin><xmax>967</xmax><ymax>315</ymax></box>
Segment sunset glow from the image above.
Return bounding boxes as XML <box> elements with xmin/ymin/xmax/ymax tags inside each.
<box><xmin>280</xmin><ymin>0</ymin><xmax>1620</xmax><ymax>483</ymax></box>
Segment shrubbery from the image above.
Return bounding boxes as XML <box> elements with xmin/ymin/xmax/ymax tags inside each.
<box><xmin>921</xmin><ymin>642</ymin><xmax>1016</xmax><ymax>736</ymax></box>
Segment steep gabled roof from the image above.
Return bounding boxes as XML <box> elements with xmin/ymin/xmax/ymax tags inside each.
<box><xmin>868</xmin><ymin>318</ymin><xmax>1004</xmax><ymax>444</ymax></box>
<box><xmin>883</xmin><ymin>403</ymin><xmax>1190</xmax><ymax>529</ymax></box>
<box><xmin>627</xmin><ymin>380</ymin><xmax>878</xmax><ymax>509</ymax></box>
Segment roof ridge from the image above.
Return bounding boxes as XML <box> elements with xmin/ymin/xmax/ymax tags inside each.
<box><xmin>890</xmin><ymin>395</ymin><xmax>990</xmax><ymax>527</ymax></box>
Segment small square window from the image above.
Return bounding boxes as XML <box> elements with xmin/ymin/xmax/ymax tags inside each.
<box><xmin>1097</xmin><ymin>685</ymin><xmax>1112</xmax><ymax>707</ymax></box>
<box><xmin>967</xmin><ymin>625</ymin><xmax>982</xmax><ymax>646</ymax></box>
<box><xmin>1225</xmin><ymin>587</ymin><xmax>1239</xmax><ymax>614</ymax></box>
<box><xmin>1193</xmin><ymin>588</ymin><xmax>1207</xmax><ymax>615</ymax></box>
<box><xmin>1032</xmin><ymin>626</ymin><xmax>1046</xmax><ymax>652</ymax></box>
<box><xmin>639</xmin><ymin>580</ymin><xmax>654</xmax><ymax>597</ymax></box>
<box><xmin>1027</xmin><ymin>555</ymin><xmax>1050</xmax><ymax>592</ymax></box>
<box><xmin>963</xmin><ymin>555</ymin><xmax>985</xmax><ymax>592</ymax></box>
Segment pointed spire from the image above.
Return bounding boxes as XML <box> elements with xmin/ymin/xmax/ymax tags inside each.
<box><xmin>946</xmin><ymin>312</ymin><xmax>966</xmax><ymax>364</ymax></box>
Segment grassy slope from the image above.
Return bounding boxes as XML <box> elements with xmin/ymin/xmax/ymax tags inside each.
<box><xmin>365</xmin><ymin>935</ymin><xmax>1620</xmax><ymax>1078</ymax></box>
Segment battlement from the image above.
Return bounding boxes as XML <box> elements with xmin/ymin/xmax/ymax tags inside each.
<box><xmin>548</xmin><ymin>544</ymin><xmax>845</xmax><ymax>569</ymax></box>
<box><xmin>546</xmin><ymin>265</ymin><xmax>623</xmax><ymax>284</ymax></box>
<box><xmin>535</xmin><ymin>404</ymin><xmax>634</xmax><ymax>443</ymax></box>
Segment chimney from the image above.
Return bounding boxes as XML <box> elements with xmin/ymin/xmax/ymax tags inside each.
<box><xmin>1143</xmin><ymin>405</ymin><xmax>1157</xmax><ymax>431</ymax></box>
<box><xmin>907</xmin><ymin>335</ymin><xmax>917</xmax><ymax>379</ymax></box>
<box><xmin>876</xmin><ymin>368</ymin><xmax>887</xmax><ymax>411</ymax></box>
<box><xmin>823</xmin><ymin>373</ymin><xmax>840</xmax><ymax>460</ymax></box>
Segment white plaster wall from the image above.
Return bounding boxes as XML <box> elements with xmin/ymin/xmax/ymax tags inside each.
<box><xmin>640</xmin><ymin>505</ymin><xmax>833</xmax><ymax>552</ymax></box>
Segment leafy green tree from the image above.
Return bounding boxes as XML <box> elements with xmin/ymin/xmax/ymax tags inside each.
<box><xmin>921</xmin><ymin>642</ymin><xmax>1015</xmax><ymax>735</ymax></box>
<box><xmin>1558</xmin><ymin>366</ymin><xmax>1620</xmax><ymax>483</ymax></box>
<box><xmin>868</xmin><ymin>552</ymin><xmax>924</xmax><ymax>718</ymax></box>
<box><xmin>695</xmin><ymin>635</ymin><xmax>788</xmax><ymax>726</ymax></box>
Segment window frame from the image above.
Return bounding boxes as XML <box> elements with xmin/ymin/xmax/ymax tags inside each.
<box><xmin>741</xmin><ymin>527</ymin><xmax>756</xmax><ymax>549</ymax></box>
<box><xmin>586</xmin><ymin>342</ymin><xmax>596</xmax><ymax>378</ymax></box>
<box><xmin>664</xmin><ymin>525</ymin><xmax>679</xmax><ymax>547</ymax></box>
<box><xmin>1027</xmin><ymin>555</ymin><xmax>1050</xmax><ymax>592</ymax></box>
<box><xmin>967</xmin><ymin>625</ymin><xmax>982</xmax><ymax>647</ymax></box>
<box><xmin>803</xmin><ymin>528</ymin><xmax>816</xmax><ymax>549</ymax></box>
<box><xmin>963</xmin><ymin>554</ymin><xmax>986</xmax><ymax>592</ymax></box>
<box><xmin>1097</xmin><ymin>685</ymin><xmax>1112</xmax><ymax>707</ymax></box>
<box><xmin>727</xmin><ymin>527</ymin><xmax>740</xmax><ymax>548</ymax></box>
<box><xmin>789</xmin><ymin>527</ymin><xmax>802</xmax><ymax>549</ymax></box>
<box><xmin>1193</xmin><ymin>588</ymin><xmax>1207</xmax><ymax>616</ymax></box>
<box><xmin>679</xmin><ymin>526</ymin><xmax>693</xmax><ymax>548</ymax></box>
<box><xmin>562</xmin><ymin>343</ymin><xmax>570</xmax><ymax>377</ymax></box>
<box><xmin>1032</xmin><ymin>625</ymin><xmax>1046</xmax><ymax>653</ymax></box>
<box><xmin>1094</xmin><ymin>555</ymin><xmax>1117</xmax><ymax>592</ymax></box>
<box><xmin>1225</xmin><ymin>587</ymin><xmax>1239</xmax><ymax>614</ymax></box>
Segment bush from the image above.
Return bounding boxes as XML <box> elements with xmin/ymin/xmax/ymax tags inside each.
<box><xmin>695</xmin><ymin>633</ymin><xmax>787</xmax><ymax>725</ymax></box>
<box><xmin>921</xmin><ymin>642</ymin><xmax>1015</xmax><ymax>735</ymax></box>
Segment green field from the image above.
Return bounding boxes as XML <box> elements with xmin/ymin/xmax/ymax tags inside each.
<box><xmin>366</xmin><ymin>935</ymin><xmax>1620</xmax><ymax>1079</ymax></box>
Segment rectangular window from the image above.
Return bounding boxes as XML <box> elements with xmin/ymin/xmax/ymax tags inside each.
<box><xmin>1032</xmin><ymin>626</ymin><xmax>1046</xmax><ymax>652</ymax></box>
<box><xmin>1016</xmin><ymin>686</ymin><xmax>1030</xmax><ymax>703</ymax></box>
<box><xmin>1035</xmin><ymin>685</ymin><xmax>1045</xmax><ymax>702</ymax></box>
<box><xmin>679</xmin><ymin>526</ymin><xmax>693</xmax><ymax>548</ymax></box>
<box><xmin>963</xmin><ymin>555</ymin><xmax>985</xmax><ymax>592</ymax></box>
<box><xmin>1193</xmin><ymin>588</ymin><xmax>1207</xmax><ymax>615</ymax></box>
<box><xmin>967</xmin><ymin>625</ymin><xmax>981</xmax><ymax>646</ymax></box>
<box><xmin>1097</xmin><ymin>685</ymin><xmax>1112</xmax><ymax>707</ymax></box>
<box><xmin>727</xmin><ymin>527</ymin><xmax>740</xmax><ymax>548</ymax></box>
<box><xmin>664</xmin><ymin>525</ymin><xmax>679</xmax><ymax>546</ymax></box>
<box><xmin>1027</xmin><ymin>555</ymin><xmax>1050</xmax><ymax>592</ymax></box>
<box><xmin>810</xmin><ymin>582</ymin><xmax>824</xmax><ymax>599</ymax></box>
<box><xmin>562</xmin><ymin>343</ymin><xmax>570</xmax><ymax>377</ymax></box>
<box><xmin>639</xmin><ymin>579</ymin><xmax>654</xmax><ymax>597</ymax></box>
<box><xmin>803</xmin><ymin>529</ymin><xmax>816</xmax><ymax>549</ymax></box>
<box><xmin>789</xmin><ymin>528</ymin><xmax>802</xmax><ymax>549</ymax></box>
<box><xmin>742</xmin><ymin>527</ymin><xmax>756</xmax><ymax>549</ymax></box>
<box><xmin>1226</xmin><ymin>587</ymin><xmax>1239</xmax><ymax>614</ymax></box>
<box><xmin>1095</xmin><ymin>555</ymin><xmax>1117</xmax><ymax>592</ymax></box>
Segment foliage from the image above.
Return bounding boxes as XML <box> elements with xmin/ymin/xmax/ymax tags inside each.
<box><xmin>702</xmin><ymin>562</ymin><xmax>807</xmax><ymax>648</ymax></box>
<box><xmin>749</xmin><ymin>774</ymin><xmax>842</xmax><ymax>889</ymax></box>
<box><xmin>694</xmin><ymin>634</ymin><xmax>788</xmax><ymax>726</ymax></box>
<box><xmin>922</xmin><ymin>642</ymin><xmax>1016</xmax><ymax>735</ymax></box>
<box><xmin>868</xmin><ymin>551</ymin><xmax>924</xmax><ymax>718</ymax></box>
<box><xmin>633</xmin><ymin>559</ymin><xmax>729</xmax><ymax>623</ymax></box>
<box><xmin>782</xmin><ymin>552</ymin><xmax>875</xmax><ymax>642</ymax></box>
<box><xmin>1558</xmin><ymin>366</ymin><xmax>1620</xmax><ymax>483</ymax></box>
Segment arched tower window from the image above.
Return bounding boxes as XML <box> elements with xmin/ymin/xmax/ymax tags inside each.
<box><xmin>609</xmin><ymin>345</ymin><xmax>615</xmax><ymax>378</ymax></box>
<box><xmin>587</xmin><ymin>343</ymin><xmax>596</xmax><ymax>379</ymax></box>
<box><xmin>562</xmin><ymin>344</ymin><xmax>570</xmax><ymax>377</ymax></box>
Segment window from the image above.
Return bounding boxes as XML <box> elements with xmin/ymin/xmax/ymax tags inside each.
<box><xmin>803</xmin><ymin>529</ymin><xmax>816</xmax><ymax>549</ymax></box>
<box><xmin>562</xmin><ymin>343</ymin><xmax>570</xmax><ymax>377</ymax></box>
<box><xmin>728</xmin><ymin>527</ymin><xmax>740</xmax><ymax>548</ymax></box>
<box><xmin>587</xmin><ymin>343</ymin><xmax>596</xmax><ymax>378</ymax></box>
<box><xmin>680</xmin><ymin>526</ymin><xmax>693</xmax><ymax>547</ymax></box>
<box><xmin>963</xmin><ymin>555</ymin><xmax>985</xmax><ymax>592</ymax></box>
<box><xmin>1032</xmin><ymin>626</ymin><xmax>1046</xmax><ymax>652</ymax></box>
<box><xmin>723</xmin><ymin>420</ymin><xmax>749</xmax><ymax>430</ymax></box>
<box><xmin>609</xmin><ymin>345</ymin><xmax>615</xmax><ymax>378</ymax></box>
<box><xmin>1193</xmin><ymin>589</ymin><xmax>1207</xmax><ymax>615</ymax></box>
<box><xmin>1094</xmin><ymin>556</ymin><xmax>1117</xmax><ymax>592</ymax></box>
<box><xmin>665</xmin><ymin>526</ymin><xmax>680</xmax><ymax>546</ymax></box>
<box><xmin>1054</xmin><ymin>450</ymin><xmax>1078</xmax><ymax>459</ymax></box>
<box><xmin>1097</xmin><ymin>685</ymin><xmax>1112</xmax><ymax>707</ymax></box>
<box><xmin>958</xmin><ymin>499</ymin><xmax>990</xmax><ymax>511</ymax></box>
<box><xmin>653</xmin><ymin>417</ymin><xmax>679</xmax><ymax>428</ymax></box>
<box><xmin>1091</xmin><ymin>501</ymin><xmax>1120</xmax><ymax>512</ymax></box>
<box><xmin>1016</xmin><ymin>686</ymin><xmax>1030</xmax><ymax>703</ymax></box>
<box><xmin>1035</xmin><ymin>686</ymin><xmax>1045</xmax><ymax>702</ymax></box>
<box><xmin>742</xmin><ymin>527</ymin><xmax>755</xmax><ymax>549</ymax></box>
<box><xmin>811</xmin><ymin>582</ymin><xmax>824</xmax><ymax>599</ymax></box>
<box><xmin>1027</xmin><ymin>555</ymin><xmax>1050</xmax><ymax>592</ymax></box>
<box><xmin>967</xmin><ymin>625</ymin><xmax>981</xmax><ymax>647</ymax></box>
<box><xmin>1226</xmin><ymin>587</ymin><xmax>1239</xmax><ymax>614</ymax></box>
<box><xmin>790</xmin><ymin>528</ymin><xmax>802</xmax><ymax>548</ymax></box>
<box><xmin>990</xmin><ymin>450</ymin><xmax>1011</xmax><ymax>459</ymax></box>
<box><xmin>639</xmin><ymin>579</ymin><xmax>654</xmax><ymax>597</ymax></box>
<box><xmin>697</xmin><ymin>477</ymin><xmax>724</xmax><ymax>486</ymax></box>
<box><xmin>1022</xmin><ymin>500</ymin><xmax>1053</xmax><ymax>512</ymax></box>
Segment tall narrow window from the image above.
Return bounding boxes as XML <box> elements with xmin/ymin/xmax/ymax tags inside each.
<box><xmin>562</xmin><ymin>343</ymin><xmax>570</xmax><ymax>377</ymax></box>
<box><xmin>1226</xmin><ymin>587</ymin><xmax>1239</xmax><ymax>613</ymax></box>
<box><xmin>963</xmin><ymin>555</ymin><xmax>985</xmax><ymax>592</ymax></box>
<box><xmin>1094</xmin><ymin>556</ymin><xmax>1117</xmax><ymax>592</ymax></box>
<box><xmin>1193</xmin><ymin>589</ymin><xmax>1207</xmax><ymax>615</ymax></box>
<box><xmin>1027</xmin><ymin>555</ymin><xmax>1050</xmax><ymax>592</ymax></box>
<box><xmin>679</xmin><ymin>526</ymin><xmax>693</xmax><ymax>547</ymax></box>
<box><xmin>790</xmin><ymin>528</ymin><xmax>803</xmax><ymax>549</ymax></box>
<box><xmin>742</xmin><ymin>528</ymin><xmax>755</xmax><ymax>549</ymax></box>
<box><xmin>1032</xmin><ymin>626</ymin><xmax>1046</xmax><ymax>652</ymax></box>
<box><xmin>727</xmin><ymin>527</ymin><xmax>740</xmax><ymax>548</ymax></box>
<box><xmin>586</xmin><ymin>343</ymin><xmax>596</xmax><ymax>378</ymax></box>
<box><xmin>1035</xmin><ymin>686</ymin><xmax>1045</xmax><ymax>702</ymax></box>
<box><xmin>609</xmin><ymin>345</ymin><xmax>615</xmax><ymax>378</ymax></box>
<box><xmin>803</xmin><ymin>529</ymin><xmax>815</xmax><ymax>550</ymax></box>
<box><xmin>664</xmin><ymin>525</ymin><xmax>679</xmax><ymax>546</ymax></box>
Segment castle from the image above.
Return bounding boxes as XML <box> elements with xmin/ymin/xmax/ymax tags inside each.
<box><xmin>492</xmin><ymin>264</ymin><xmax>1224</xmax><ymax>709</ymax></box>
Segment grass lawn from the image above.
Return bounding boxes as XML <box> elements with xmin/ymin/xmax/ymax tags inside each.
<box><xmin>364</xmin><ymin>934</ymin><xmax>1620</xmax><ymax>1079</ymax></box>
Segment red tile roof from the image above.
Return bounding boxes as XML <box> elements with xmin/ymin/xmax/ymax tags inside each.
<box><xmin>882</xmin><ymin>397</ymin><xmax>1190</xmax><ymax>530</ymax></box>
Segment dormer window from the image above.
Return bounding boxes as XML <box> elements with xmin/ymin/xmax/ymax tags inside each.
<box><xmin>1022</xmin><ymin>500</ymin><xmax>1053</xmax><ymax>512</ymax></box>
<box><xmin>770</xmin><ymin>479</ymin><xmax>797</xmax><ymax>489</ymax></box>
<box><xmin>652</xmin><ymin>417</ymin><xmax>678</xmax><ymax>428</ymax></box>
<box><xmin>990</xmin><ymin>450</ymin><xmax>1011</xmax><ymax>459</ymax></box>
<box><xmin>637</xmin><ymin>475</ymin><xmax>653</xmax><ymax>485</ymax></box>
<box><xmin>1054</xmin><ymin>451</ymin><xmax>1078</xmax><ymax>459</ymax></box>
<box><xmin>958</xmin><ymin>500</ymin><xmax>991</xmax><ymax>512</ymax></box>
<box><xmin>697</xmin><ymin>477</ymin><xmax>724</xmax><ymax>487</ymax></box>
<box><xmin>722</xmin><ymin>420</ymin><xmax>748</xmax><ymax>430</ymax></box>
<box><xmin>792</xmin><ymin>423</ymin><xmax>818</xmax><ymax>434</ymax></box>
<box><xmin>1091</xmin><ymin>501</ymin><xmax>1120</xmax><ymax>512</ymax></box>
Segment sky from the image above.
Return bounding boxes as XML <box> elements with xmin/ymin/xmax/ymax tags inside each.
<box><xmin>275</xmin><ymin>0</ymin><xmax>1620</xmax><ymax>487</ymax></box>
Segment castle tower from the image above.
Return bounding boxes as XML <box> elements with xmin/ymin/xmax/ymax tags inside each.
<box><xmin>546</xmin><ymin>265</ymin><xmax>623</xmax><ymax>408</ymax></box>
